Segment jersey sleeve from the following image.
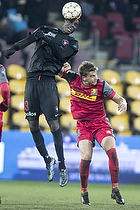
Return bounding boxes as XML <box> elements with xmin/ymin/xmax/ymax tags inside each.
<box><xmin>102</xmin><ymin>81</ymin><xmax>116</xmax><ymax>98</ymax></box>
<box><xmin>0</xmin><ymin>65</ymin><xmax>10</xmax><ymax>111</ymax></box>
<box><xmin>61</xmin><ymin>71</ymin><xmax>77</xmax><ymax>84</ymax></box>
<box><xmin>0</xmin><ymin>65</ymin><xmax>8</xmax><ymax>84</ymax></box>
<box><xmin>47</xmin><ymin>36</ymin><xmax>79</xmax><ymax>60</ymax></box>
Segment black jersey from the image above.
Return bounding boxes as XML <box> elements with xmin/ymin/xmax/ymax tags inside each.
<box><xmin>27</xmin><ymin>26</ymin><xmax>79</xmax><ymax>78</ymax></box>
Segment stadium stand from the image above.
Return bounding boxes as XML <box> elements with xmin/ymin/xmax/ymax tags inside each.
<box><xmin>88</xmin><ymin>14</ymin><xmax>109</xmax><ymax>40</ymax></box>
<box><xmin>125</xmin><ymin>70</ymin><xmax>140</xmax><ymax>85</ymax></box>
<box><xmin>105</xmin><ymin>100</ymin><xmax>124</xmax><ymax>116</ymax></box>
<box><xmin>133</xmin><ymin>117</ymin><xmax>140</xmax><ymax>134</ymax></box>
<box><xmin>9</xmin><ymin>79</ymin><xmax>26</xmax><ymax>95</ymax></box>
<box><xmin>10</xmin><ymin>94</ymin><xmax>24</xmax><ymax>111</ymax></box>
<box><xmin>57</xmin><ymin>80</ymin><xmax>71</xmax><ymax>98</ymax></box>
<box><xmin>59</xmin><ymin>97</ymin><xmax>71</xmax><ymax>113</ymax></box>
<box><xmin>110</xmin><ymin>84</ymin><xmax>124</xmax><ymax>96</ymax></box>
<box><xmin>109</xmin><ymin>114</ymin><xmax>130</xmax><ymax>133</ymax></box>
<box><xmin>126</xmin><ymin>85</ymin><xmax>140</xmax><ymax>100</ymax></box>
<box><xmin>11</xmin><ymin>111</ymin><xmax>29</xmax><ymax>130</ymax></box>
<box><xmin>106</xmin><ymin>12</ymin><xmax>126</xmax><ymax>37</ymax></box>
<box><xmin>101</xmin><ymin>69</ymin><xmax>121</xmax><ymax>84</ymax></box>
<box><xmin>60</xmin><ymin>113</ymin><xmax>77</xmax><ymax>133</ymax></box>
<box><xmin>7</xmin><ymin>64</ymin><xmax>26</xmax><ymax>80</ymax></box>
<box><xmin>130</xmin><ymin>100</ymin><xmax>140</xmax><ymax>117</ymax></box>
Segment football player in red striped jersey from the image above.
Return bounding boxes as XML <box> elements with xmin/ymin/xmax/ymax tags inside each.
<box><xmin>60</xmin><ymin>61</ymin><xmax>126</xmax><ymax>205</ymax></box>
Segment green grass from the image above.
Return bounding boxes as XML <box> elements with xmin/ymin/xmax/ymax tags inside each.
<box><xmin>0</xmin><ymin>181</ymin><xmax>140</xmax><ymax>209</ymax></box>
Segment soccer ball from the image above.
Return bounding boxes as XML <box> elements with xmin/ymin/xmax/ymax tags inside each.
<box><xmin>62</xmin><ymin>2</ymin><xmax>82</xmax><ymax>20</ymax></box>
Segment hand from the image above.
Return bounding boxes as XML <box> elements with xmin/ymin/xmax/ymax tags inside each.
<box><xmin>33</xmin><ymin>28</ymin><xmax>44</xmax><ymax>40</ymax></box>
<box><xmin>58</xmin><ymin>62</ymin><xmax>71</xmax><ymax>76</ymax></box>
<box><xmin>0</xmin><ymin>103</ymin><xmax>8</xmax><ymax>112</ymax></box>
<box><xmin>118</xmin><ymin>98</ymin><xmax>127</xmax><ymax>112</ymax></box>
<box><xmin>4</xmin><ymin>48</ymin><xmax>16</xmax><ymax>59</ymax></box>
<box><xmin>62</xmin><ymin>62</ymin><xmax>71</xmax><ymax>72</ymax></box>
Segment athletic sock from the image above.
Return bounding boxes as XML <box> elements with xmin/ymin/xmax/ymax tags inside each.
<box><xmin>79</xmin><ymin>159</ymin><xmax>91</xmax><ymax>192</ymax></box>
<box><xmin>52</xmin><ymin>128</ymin><xmax>66</xmax><ymax>170</ymax></box>
<box><xmin>106</xmin><ymin>148</ymin><xmax>119</xmax><ymax>187</ymax></box>
<box><xmin>31</xmin><ymin>130</ymin><xmax>49</xmax><ymax>164</ymax></box>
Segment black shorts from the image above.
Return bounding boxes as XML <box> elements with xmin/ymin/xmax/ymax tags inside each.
<box><xmin>24</xmin><ymin>76</ymin><xmax>60</xmax><ymax>121</ymax></box>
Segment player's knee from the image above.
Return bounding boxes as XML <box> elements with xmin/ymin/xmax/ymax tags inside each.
<box><xmin>29</xmin><ymin>120</ymin><xmax>39</xmax><ymax>132</ymax></box>
<box><xmin>48</xmin><ymin>119</ymin><xmax>60</xmax><ymax>132</ymax></box>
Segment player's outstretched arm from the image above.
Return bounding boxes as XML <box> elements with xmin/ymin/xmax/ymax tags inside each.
<box><xmin>4</xmin><ymin>28</ymin><xmax>44</xmax><ymax>59</ymax></box>
<box><xmin>111</xmin><ymin>93</ymin><xmax>127</xmax><ymax>112</ymax></box>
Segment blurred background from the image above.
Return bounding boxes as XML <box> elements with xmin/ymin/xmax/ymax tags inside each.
<box><xmin>0</xmin><ymin>0</ymin><xmax>140</xmax><ymax>184</ymax></box>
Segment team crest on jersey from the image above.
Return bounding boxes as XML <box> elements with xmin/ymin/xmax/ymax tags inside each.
<box><xmin>55</xmin><ymin>106</ymin><xmax>58</xmax><ymax>111</ymax></box>
<box><xmin>62</xmin><ymin>40</ymin><xmax>69</xmax><ymax>45</ymax></box>
<box><xmin>91</xmin><ymin>89</ymin><xmax>97</xmax><ymax>96</ymax></box>
<box><xmin>106</xmin><ymin>130</ymin><xmax>112</xmax><ymax>134</ymax></box>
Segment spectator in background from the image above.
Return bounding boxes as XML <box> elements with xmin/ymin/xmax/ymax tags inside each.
<box><xmin>6</xmin><ymin>8</ymin><xmax>28</xmax><ymax>43</ymax></box>
<box><xmin>79</xmin><ymin>0</ymin><xmax>94</xmax><ymax>17</ymax></box>
<box><xmin>24</xmin><ymin>0</ymin><xmax>49</xmax><ymax>29</ymax></box>
<box><xmin>78</xmin><ymin>0</ymin><xmax>95</xmax><ymax>39</ymax></box>
<box><xmin>0</xmin><ymin>0</ymin><xmax>16</xmax><ymax>10</ymax></box>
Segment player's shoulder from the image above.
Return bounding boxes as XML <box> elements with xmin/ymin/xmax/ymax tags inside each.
<box><xmin>0</xmin><ymin>64</ymin><xmax>5</xmax><ymax>72</ymax></box>
<box><xmin>71</xmin><ymin>72</ymin><xmax>80</xmax><ymax>82</ymax></box>
<box><xmin>97</xmin><ymin>78</ymin><xmax>104</xmax><ymax>85</ymax></box>
<box><xmin>40</xmin><ymin>25</ymin><xmax>58</xmax><ymax>33</ymax></box>
<box><xmin>69</xmin><ymin>35</ymin><xmax>78</xmax><ymax>42</ymax></box>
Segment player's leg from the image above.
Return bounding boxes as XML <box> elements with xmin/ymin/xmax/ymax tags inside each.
<box><xmin>41</xmin><ymin>79</ymin><xmax>67</xmax><ymax>187</ymax></box>
<box><xmin>101</xmin><ymin>136</ymin><xmax>125</xmax><ymax>205</ymax></box>
<box><xmin>24</xmin><ymin>79</ymin><xmax>55</xmax><ymax>182</ymax></box>
<box><xmin>95</xmin><ymin>117</ymin><xmax>125</xmax><ymax>205</ymax></box>
<box><xmin>79</xmin><ymin>140</ymin><xmax>92</xmax><ymax>205</ymax></box>
<box><xmin>47</xmin><ymin>119</ymin><xmax>68</xmax><ymax>187</ymax></box>
<box><xmin>77</xmin><ymin>120</ymin><xmax>94</xmax><ymax>205</ymax></box>
<box><xmin>28</xmin><ymin>120</ymin><xmax>56</xmax><ymax>181</ymax></box>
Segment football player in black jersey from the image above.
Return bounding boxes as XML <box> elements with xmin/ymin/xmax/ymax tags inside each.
<box><xmin>4</xmin><ymin>18</ymin><xmax>80</xmax><ymax>187</ymax></box>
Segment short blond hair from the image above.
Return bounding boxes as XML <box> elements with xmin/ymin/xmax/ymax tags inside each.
<box><xmin>78</xmin><ymin>61</ymin><xmax>98</xmax><ymax>77</ymax></box>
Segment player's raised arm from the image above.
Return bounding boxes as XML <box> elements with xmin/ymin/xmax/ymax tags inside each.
<box><xmin>4</xmin><ymin>28</ymin><xmax>44</xmax><ymax>59</ymax></box>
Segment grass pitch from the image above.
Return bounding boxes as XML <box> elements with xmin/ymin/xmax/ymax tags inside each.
<box><xmin>0</xmin><ymin>180</ymin><xmax>140</xmax><ymax>209</ymax></box>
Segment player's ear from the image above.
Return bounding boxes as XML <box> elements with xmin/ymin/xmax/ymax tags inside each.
<box><xmin>82</xmin><ymin>76</ymin><xmax>86</xmax><ymax>81</ymax></box>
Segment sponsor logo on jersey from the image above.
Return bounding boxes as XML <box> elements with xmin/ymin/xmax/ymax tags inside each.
<box><xmin>25</xmin><ymin>112</ymin><xmax>36</xmax><ymax>117</ymax></box>
<box><xmin>55</xmin><ymin>114</ymin><xmax>59</xmax><ymax>117</ymax></box>
<box><xmin>45</xmin><ymin>31</ymin><xmax>56</xmax><ymax>38</ymax></box>
<box><xmin>62</xmin><ymin>39</ymin><xmax>69</xmax><ymax>45</ymax></box>
<box><xmin>71</xmin><ymin>89</ymin><xmax>97</xmax><ymax>101</ymax></box>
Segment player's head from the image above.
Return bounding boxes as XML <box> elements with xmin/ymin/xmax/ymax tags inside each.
<box><xmin>78</xmin><ymin>61</ymin><xmax>98</xmax><ymax>77</ymax></box>
<box><xmin>78</xmin><ymin>61</ymin><xmax>98</xmax><ymax>85</ymax></box>
<box><xmin>60</xmin><ymin>19</ymin><xmax>80</xmax><ymax>34</ymax></box>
